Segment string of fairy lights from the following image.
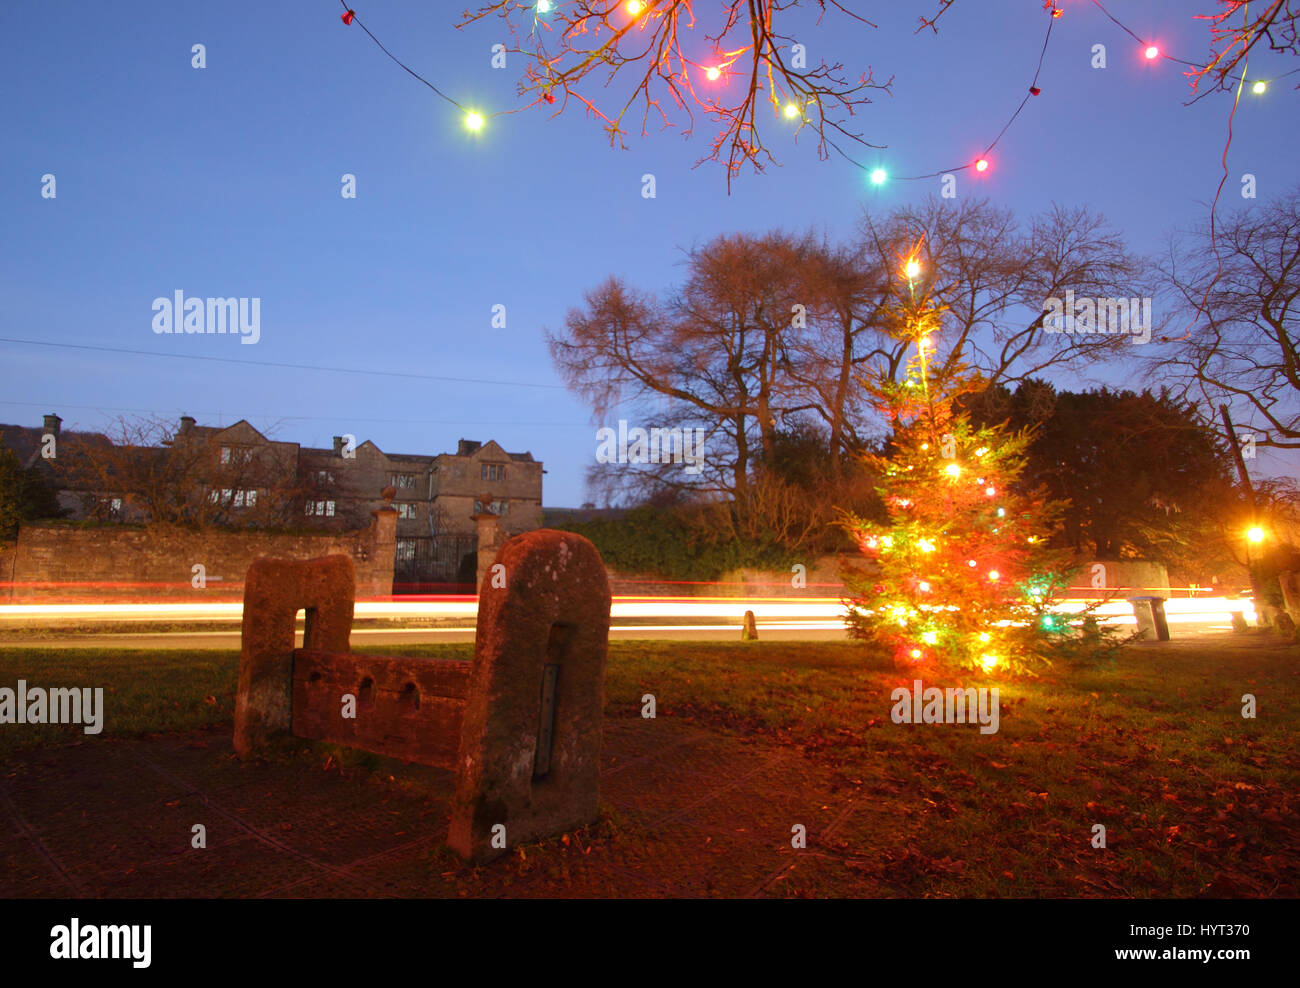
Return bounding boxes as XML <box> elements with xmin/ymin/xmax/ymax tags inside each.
<box><xmin>333</xmin><ymin>0</ymin><xmax>1297</xmax><ymax>187</ymax></box>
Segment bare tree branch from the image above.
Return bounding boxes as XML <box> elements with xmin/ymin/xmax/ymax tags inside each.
<box><xmin>458</xmin><ymin>0</ymin><xmax>890</xmax><ymax>188</ymax></box>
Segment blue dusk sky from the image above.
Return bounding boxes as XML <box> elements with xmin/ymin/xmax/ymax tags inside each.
<box><xmin>2</xmin><ymin>1</ymin><xmax>1297</xmax><ymax>506</ymax></box>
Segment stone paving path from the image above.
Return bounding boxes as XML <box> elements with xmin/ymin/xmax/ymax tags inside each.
<box><xmin>0</xmin><ymin>717</ymin><xmax>883</xmax><ymax>898</ymax></box>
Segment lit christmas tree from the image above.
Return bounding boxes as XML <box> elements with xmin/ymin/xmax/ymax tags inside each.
<box><xmin>842</xmin><ymin>256</ymin><xmax>1078</xmax><ymax>675</ymax></box>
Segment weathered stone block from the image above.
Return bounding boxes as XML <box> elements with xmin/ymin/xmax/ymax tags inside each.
<box><xmin>234</xmin><ymin>555</ymin><xmax>355</xmax><ymax>758</ymax></box>
<box><xmin>448</xmin><ymin>530</ymin><xmax>611</xmax><ymax>861</ymax></box>
<box><xmin>292</xmin><ymin>649</ymin><xmax>470</xmax><ymax>769</ymax></box>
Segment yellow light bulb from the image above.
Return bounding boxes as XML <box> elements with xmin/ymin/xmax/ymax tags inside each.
<box><xmin>945</xmin><ymin>463</ymin><xmax>961</xmax><ymax>478</ymax></box>
<box><xmin>626</xmin><ymin>0</ymin><xmax>645</xmax><ymax>15</ymax></box>
<box><xmin>706</xmin><ymin>66</ymin><xmax>721</xmax><ymax>81</ymax></box>
<box><xmin>465</xmin><ymin>111</ymin><xmax>484</xmax><ymax>131</ymax></box>
<box><xmin>978</xmin><ymin>632</ymin><xmax>991</xmax><ymax>643</ymax></box>
<box><xmin>981</xmin><ymin>653</ymin><xmax>999</xmax><ymax>670</ymax></box>
<box><xmin>783</xmin><ymin>102</ymin><xmax>800</xmax><ymax>119</ymax></box>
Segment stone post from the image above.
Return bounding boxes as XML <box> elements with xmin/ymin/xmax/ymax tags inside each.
<box><xmin>1277</xmin><ymin>571</ymin><xmax>1300</xmax><ymax>624</ymax></box>
<box><xmin>363</xmin><ymin>506</ymin><xmax>397</xmax><ymax>597</ymax></box>
<box><xmin>449</xmin><ymin>530</ymin><xmax>611</xmax><ymax>860</ymax></box>
<box><xmin>473</xmin><ymin>495</ymin><xmax>504</xmax><ymax>592</ymax></box>
<box><xmin>234</xmin><ymin>555</ymin><xmax>355</xmax><ymax>758</ymax></box>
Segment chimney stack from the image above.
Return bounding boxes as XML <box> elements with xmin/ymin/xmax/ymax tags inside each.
<box><xmin>42</xmin><ymin>413</ymin><xmax>61</xmax><ymax>436</ymax></box>
<box><xmin>333</xmin><ymin>435</ymin><xmax>344</xmax><ymax>455</ymax></box>
<box><xmin>179</xmin><ymin>415</ymin><xmax>195</xmax><ymax>435</ymax></box>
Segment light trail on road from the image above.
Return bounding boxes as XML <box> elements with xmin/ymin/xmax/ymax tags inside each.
<box><xmin>0</xmin><ymin>595</ymin><xmax>1257</xmax><ymax>634</ymax></box>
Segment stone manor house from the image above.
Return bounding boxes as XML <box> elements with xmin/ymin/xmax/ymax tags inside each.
<box><xmin>2</xmin><ymin>413</ymin><xmax>544</xmax><ymax>590</ymax></box>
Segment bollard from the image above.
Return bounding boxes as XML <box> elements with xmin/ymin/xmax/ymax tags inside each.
<box><xmin>1127</xmin><ymin>595</ymin><xmax>1170</xmax><ymax>641</ymax></box>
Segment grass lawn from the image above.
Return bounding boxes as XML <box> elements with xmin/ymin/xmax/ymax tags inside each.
<box><xmin>1</xmin><ymin>638</ymin><xmax>1296</xmax><ymax>896</ymax></box>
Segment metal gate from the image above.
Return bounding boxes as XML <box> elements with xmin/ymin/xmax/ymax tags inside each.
<box><xmin>393</xmin><ymin>534</ymin><xmax>478</xmax><ymax>594</ymax></box>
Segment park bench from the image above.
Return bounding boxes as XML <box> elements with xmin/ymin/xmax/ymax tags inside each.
<box><xmin>233</xmin><ymin>529</ymin><xmax>611</xmax><ymax>861</ymax></box>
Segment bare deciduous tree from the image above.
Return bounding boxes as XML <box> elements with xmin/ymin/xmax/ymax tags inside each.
<box><xmin>1159</xmin><ymin>186</ymin><xmax>1300</xmax><ymax>450</ymax></box>
<box><xmin>857</xmin><ymin>198</ymin><xmax>1150</xmax><ymax>398</ymax></box>
<box><xmin>60</xmin><ymin>416</ymin><xmax>307</xmax><ymax>529</ymax></box>
<box><xmin>549</xmin><ymin>202</ymin><xmax>1143</xmax><ymax>510</ymax></box>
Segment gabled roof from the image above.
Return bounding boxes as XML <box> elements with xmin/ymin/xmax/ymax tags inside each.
<box><xmin>0</xmin><ymin>424</ymin><xmax>113</xmax><ymax>470</ymax></box>
<box><xmin>435</xmin><ymin>439</ymin><xmax>534</xmax><ymax>463</ymax></box>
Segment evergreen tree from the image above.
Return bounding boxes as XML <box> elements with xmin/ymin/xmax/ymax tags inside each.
<box><xmin>841</xmin><ymin>263</ymin><xmax>1080</xmax><ymax>674</ymax></box>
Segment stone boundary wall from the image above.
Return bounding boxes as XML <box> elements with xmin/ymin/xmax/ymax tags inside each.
<box><xmin>0</xmin><ymin>510</ymin><xmax>396</xmax><ymax>602</ymax></box>
<box><xmin>607</xmin><ymin>555</ymin><xmax>848</xmax><ymax>598</ymax></box>
<box><xmin>604</xmin><ymin>557</ymin><xmax>1178</xmax><ymax>599</ymax></box>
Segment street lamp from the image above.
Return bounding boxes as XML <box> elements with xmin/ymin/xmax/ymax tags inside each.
<box><xmin>1244</xmin><ymin>524</ymin><xmax>1267</xmax><ymax>626</ymax></box>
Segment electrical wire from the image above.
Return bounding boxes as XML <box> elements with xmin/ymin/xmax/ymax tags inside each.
<box><xmin>336</xmin><ymin>0</ymin><xmax>471</xmax><ymax>113</ymax></box>
<box><xmin>0</xmin><ymin>337</ymin><xmax>567</xmax><ymax>391</ymax></box>
<box><xmin>0</xmin><ymin>399</ymin><xmax>589</xmax><ymax>430</ymax></box>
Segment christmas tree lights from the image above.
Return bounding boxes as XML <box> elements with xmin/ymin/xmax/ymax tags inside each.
<box><xmin>842</xmin><ymin>259</ymin><xmax>1079</xmax><ymax>674</ymax></box>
